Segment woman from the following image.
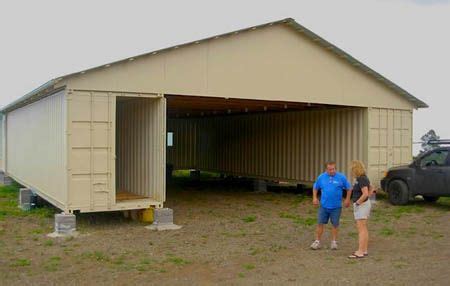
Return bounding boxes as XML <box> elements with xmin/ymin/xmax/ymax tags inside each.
<box><xmin>348</xmin><ymin>160</ymin><xmax>371</xmax><ymax>259</ymax></box>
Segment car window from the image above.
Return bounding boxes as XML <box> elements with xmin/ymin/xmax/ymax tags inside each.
<box><xmin>420</xmin><ymin>150</ymin><xmax>449</xmax><ymax>168</ymax></box>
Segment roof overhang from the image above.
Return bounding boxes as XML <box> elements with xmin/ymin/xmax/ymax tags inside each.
<box><xmin>1</xmin><ymin>80</ymin><xmax>65</xmax><ymax>113</ymax></box>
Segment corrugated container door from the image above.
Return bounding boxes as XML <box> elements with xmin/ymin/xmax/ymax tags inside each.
<box><xmin>153</xmin><ymin>97</ymin><xmax>167</xmax><ymax>203</ymax></box>
<box><xmin>67</xmin><ymin>91</ymin><xmax>115</xmax><ymax>212</ymax></box>
<box><xmin>368</xmin><ymin>108</ymin><xmax>412</xmax><ymax>187</ymax></box>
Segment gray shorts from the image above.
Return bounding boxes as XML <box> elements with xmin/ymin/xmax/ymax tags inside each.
<box><xmin>353</xmin><ymin>200</ymin><xmax>371</xmax><ymax>220</ymax></box>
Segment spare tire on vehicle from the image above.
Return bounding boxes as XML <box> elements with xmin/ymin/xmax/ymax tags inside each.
<box><xmin>388</xmin><ymin>180</ymin><xmax>409</xmax><ymax>205</ymax></box>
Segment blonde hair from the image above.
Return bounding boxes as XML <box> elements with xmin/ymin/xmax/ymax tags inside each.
<box><xmin>350</xmin><ymin>160</ymin><xmax>366</xmax><ymax>177</ymax></box>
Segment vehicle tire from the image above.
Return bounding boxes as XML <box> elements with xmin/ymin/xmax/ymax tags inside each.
<box><xmin>423</xmin><ymin>196</ymin><xmax>439</xmax><ymax>203</ymax></box>
<box><xmin>388</xmin><ymin>180</ymin><xmax>409</xmax><ymax>205</ymax></box>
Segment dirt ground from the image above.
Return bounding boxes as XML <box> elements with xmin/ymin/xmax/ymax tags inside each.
<box><xmin>1</xmin><ymin>173</ymin><xmax>449</xmax><ymax>286</ymax></box>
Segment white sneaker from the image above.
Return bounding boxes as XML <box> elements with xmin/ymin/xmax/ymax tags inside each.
<box><xmin>330</xmin><ymin>240</ymin><xmax>338</xmax><ymax>250</ymax></box>
<box><xmin>310</xmin><ymin>240</ymin><xmax>321</xmax><ymax>250</ymax></box>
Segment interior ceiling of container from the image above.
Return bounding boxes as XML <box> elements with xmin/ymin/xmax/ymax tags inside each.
<box><xmin>166</xmin><ymin>95</ymin><xmax>342</xmax><ymax>118</ymax></box>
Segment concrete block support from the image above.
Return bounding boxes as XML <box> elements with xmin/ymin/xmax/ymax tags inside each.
<box><xmin>0</xmin><ymin>172</ymin><xmax>13</xmax><ymax>186</ymax></box>
<box><xmin>145</xmin><ymin>208</ymin><xmax>182</xmax><ymax>231</ymax></box>
<box><xmin>19</xmin><ymin>188</ymin><xmax>34</xmax><ymax>210</ymax></box>
<box><xmin>154</xmin><ymin>208</ymin><xmax>174</xmax><ymax>224</ymax></box>
<box><xmin>48</xmin><ymin>213</ymin><xmax>77</xmax><ymax>238</ymax></box>
<box><xmin>253</xmin><ymin>179</ymin><xmax>267</xmax><ymax>192</ymax></box>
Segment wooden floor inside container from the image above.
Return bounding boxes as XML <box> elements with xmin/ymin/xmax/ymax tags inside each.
<box><xmin>116</xmin><ymin>191</ymin><xmax>148</xmax><ymax>201</ymax></box>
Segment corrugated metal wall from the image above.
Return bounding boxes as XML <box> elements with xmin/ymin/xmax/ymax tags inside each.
<box><xmin>168</xmin><ymin>107</ymin><xmax>366</xmax><ymax>183</ymax></box>
<box><xmin>368</xmin><ymin>108</ymin><xmax>412</xmax><ymax>187</ymax></box>
<box><xmin>116</xmin><ymin>97</ymin><xmax>166</xmax><ymax>202</ymax></box>
<box><xmin>6</xmin><ymin>90</ymin><xmax>67</xmax><ymax>209</ymax></box>
<box><xmin>67</xmin><ymin>90</ymin><xmax>115</xmax><ymax>211</ymax></box>
<box><xmin>167</xmin><ymin>119</ymin><xmax>197</xmax><ymax>169</ymax></box>
<box><xmin>0</xmin><ymin>113</ymin><xmax>4</xmax><ymax>171</ymax></box>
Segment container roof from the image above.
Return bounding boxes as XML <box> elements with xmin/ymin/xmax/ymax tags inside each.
<box><xmin>1</xmin><ymin>18</ymin><xmax>427</xmax><ymax>113</ymax></box>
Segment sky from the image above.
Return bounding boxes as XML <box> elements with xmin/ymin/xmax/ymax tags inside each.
<box><xmin>0</xmin><ymin>0</ymin><xmax>449</xmax><ymax>154</ymax></box>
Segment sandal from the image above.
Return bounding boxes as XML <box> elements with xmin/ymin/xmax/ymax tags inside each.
<box><xmin>352</xmin><ymin>251</ymin><xmax>368</xmax><ymax>257</ymax></box>
<box><xmin>348</xmin><ymin>253</ymin><xmax>365</xmax><ymax>259</ymax></box>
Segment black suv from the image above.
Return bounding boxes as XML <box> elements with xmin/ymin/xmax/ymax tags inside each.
<box><xmin>381</xmin><ymin>146</ymin><xmax>450</xmax><ymax>205</ymax></box>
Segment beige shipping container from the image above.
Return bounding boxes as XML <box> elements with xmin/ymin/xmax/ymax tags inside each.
<box><xmin>0</xmin><ymin>18</ymin><xmax>425</xmax><ymax>213</ymax></box>
<box><xmin>1</xmin><ymin>89</ymin><xmax>166</xmax><ymax>213</ymax></box>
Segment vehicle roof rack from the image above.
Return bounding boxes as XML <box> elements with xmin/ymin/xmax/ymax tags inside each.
<box><xmin>427</xmin><ymin>139</ymin><xmax>450</xmax><ymax>145</ymax></box>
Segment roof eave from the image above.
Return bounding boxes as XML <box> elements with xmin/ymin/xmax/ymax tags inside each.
<box><xmin>0</xmin><ymin>79</ymin><xmax>64</xmax><ymax>113</ymax></box>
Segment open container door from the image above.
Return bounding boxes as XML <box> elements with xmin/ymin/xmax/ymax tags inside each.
<box><xmin>115</xmin><ymin>95</ymin><xmax>166</xmax><ymax>210</ymax></box>
<box><xmin>68</xmin><ymin>90</ymin><xmax>165</xmax><ymax>213</ymax></box>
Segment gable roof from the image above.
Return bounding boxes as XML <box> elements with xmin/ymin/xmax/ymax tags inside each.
<box><xmin>1</xmin><ymin>18</ymin><xmax>427</xmax><ymax>112</ymax></box>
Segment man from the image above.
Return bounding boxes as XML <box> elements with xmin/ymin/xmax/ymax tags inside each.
<box><xmin>310</xmin><ymin>161</ymin><xmax>351</xmax><ymax>250</ymax></box>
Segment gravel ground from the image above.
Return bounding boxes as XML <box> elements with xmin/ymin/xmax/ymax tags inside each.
<box><xmin>0</xmin><ymin>175</ymin><xmax>449</xmax><ymax>286</ymax></box>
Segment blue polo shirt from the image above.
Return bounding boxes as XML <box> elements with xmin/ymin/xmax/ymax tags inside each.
<box><xmin>313</xmin><ymin>172</ymin><xmax>351</xmax><ymax>209</ymax></box>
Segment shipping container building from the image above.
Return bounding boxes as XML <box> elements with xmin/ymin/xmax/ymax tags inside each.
<box><xmin>0</xmin><ymin>18</ymin><xmax>427</xmax><ymax>213</ymax></box>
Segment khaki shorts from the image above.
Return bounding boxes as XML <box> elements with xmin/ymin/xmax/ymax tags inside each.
<box><xmin>353</xmin><ymin>199</ymin><xmax>371</xmax><ymax>220</ymax></box>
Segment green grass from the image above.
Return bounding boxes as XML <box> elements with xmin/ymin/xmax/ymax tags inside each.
<box><xmin>112</xmin><ymin>255</ymin><xmax>126</xmax><ymax>265</ymax></box>
<box><xmin>140</xmin><ymin>258</ymin><xmax>154</xmax><ymax>265</ymax></box>
<box><xmin>370</xmin><ymin>208</ymin><xmax>391</xmax><ymax>223</ymax></box>
<box><xmin>292</xmin><ymin>195</ymin><xmax>307</xmax><ymax>206</ymax></box>
<box><xmin>379</xmin><ymin>227</ymin><xmax>395</xmax><ymax>236</ymax></box>
<box><xmin>269</xmin><ymin>243</ymin><xmax>287</xmax><ymax>252</ymax></box>
<box><xmin>172</xmin><ymin>170</ymin><xmax>221</xmax><ymax>179</ymax></box>
<box><xmin>438</xmin><ymin>197</ymin><xmax>450</xmax><ymax>205</ymax></box>
<box><xmin>44</xmin><ymin>256</ymin><xmax>61</xmax><ymax>272</ymax></box>
<box><xmin>430</xmin><ymin>231</ymin><xmax>444</xmax><ymax>240</ymax></box>
<box><xmin>10</xmin><ymin>258</ymin><xmax>31</xmax><ymax>267</ymax></box>
<box><xmin>434</xmin><ymin>197</ymin><xmax>450</xmax><ymax>211</ymax></box>
<box><xmin>405</xmin><ymin>227</ymin><xmax>417</xmax><ymax>237</ymax></box>
<box><xmin>30</xmin><ymin>229</ymin><xmax>45</xmax><ymax>235</ymax></box>
<box><xmin>279</xmin><ymin>212</ymin><xmax>315</xmax><ymax>226</ymax></box>
<box><xmin>347</xmin><ymin>231</ymin><xmax>358</xmax><ymax>238</ymax></box>
<box><xmin>0</xmin><ymin>184</ymin><xmax>55</xmax><ymax>221</ymax></box>
<box><xmin>242</xmin><ymin>215</ymin><xmax>256</xmax><ymax>223</ymax></box>
<box><xmin>392</xmin><ymin>205</ymin><xmax>424</xmax><ymax>218</ymax></box>
<box><xmin>134</xmin><ymin>258</ymin><xmax>156</xmax><ymax>272</ymax></box>
<box><xmin>44</xmin><ymin>239</ymin><xmax>54</xmax><ymax>247</ymax></box>
<box><xmin>165</xmin><ymin>256</ymin><xmax>190</xmax><ymax>266</ymax></box>
<box><xmin>249</xmin><ymin>247</ymin><xmax>264</xmax><ymax>256</ymax></box>
<box><xmin>243</xmin><ymin>263</ymin><xmax>255</xmax><ymax>270</ymax></box>
<box><xmin>81</xmin><ymin>251</ymin><xmax>110</xmax><ymax>262</ymax></box>
<box><xmin>393</xmin><ymin>260</ymin><xmax>409</xmax><ymax>269</ymax></box>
